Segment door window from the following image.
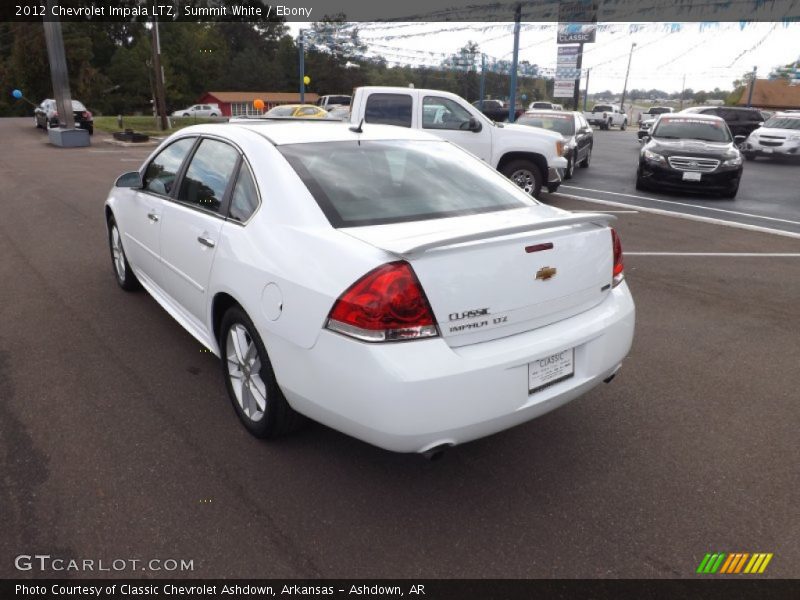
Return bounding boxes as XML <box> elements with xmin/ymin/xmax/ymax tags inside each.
<box><xmin>364</xmin><ymin>94</ymin><xmax>412</xmax><ymax>127</ymax></box>
<box><xmin>142</xmin><ymin>137</ymin><xmax>196</xmax><ymax>196</ymax></box>
<box><xmin>422</xmin><ymin>96</ymin><xmax>473</xmax><ymax>130</ymax></box>
<box><xmin>176</xmin><ymin>138</ymin><xmax>239</xmax><ymax>214</ymax></box>
<box><xmin>228</xmin><ymin>162</ymin><xmax>260</xmax><ymax>223</ymax></box>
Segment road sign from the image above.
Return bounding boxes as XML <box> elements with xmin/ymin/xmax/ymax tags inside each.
<box><xmin>554</xmin><ymin>80</ymin><xmax>576</xmax><ymax>97</ymax></box>
<box><xmin>557</xmin><ymin>45</ymin><xmax>580</xmax><ymax>67</ymax></box>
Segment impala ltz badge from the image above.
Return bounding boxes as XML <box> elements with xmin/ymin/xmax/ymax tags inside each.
<box><xmin>536</xmin><ymin>266</ymin><xmax>557</xmax><ymax>281</ymax></box>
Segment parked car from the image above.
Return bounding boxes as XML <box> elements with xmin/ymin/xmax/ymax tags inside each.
<box><xmin>265</xmin><ymin>104</ymin><xmax>328</xmax><ymax>118</ymax></box>
<box><xmin>351</xmin><ymin>87</ymin><xmax>567</xmax><ymax>197</ymax></box>
<box><xmin>637</xmin><ymin>113</ymin><xmax>744</xmax><ymax>198</ymax></box>
<box><xmin>516</xmin><ymin>110</ymin><xmax>593</xmax><ymax>179</ymax></box>
<box><xmin>741</xmin><ymin>112</ymin><xmax>800</xmax><ymax>161</ymax></box>
<box><xmin>680</xmin><ymin>106</ymin><xmax>764</xmax><ymax>139</ymax></box>
<box><xmin>172</xmin><ymin>103</ymin><xmax>221</xmax><ymax>118</ymax></box>
<box><xmin>472</xmin><ymin>99</ymin><xmax>524</xmax><ymax>122</ymax></box>
<box><xmin>583</xmin><ymin>104</ymin><xmax>628</xmax><ymax>130</ymax></box>
<box><xmin>325</xmin><ymin>105</ymin><xmax>351</xmax><ymax>121</ymax></box>
<box><xmin>104</xmin><ymin>120</ymin><xmax>634</xmax><ymax>453</ymax></box>
<box><xmin>34</xmin><ymin>98</ymin><xmax>94</xmax><ymax>134</ymax></box>
<box><xmin>317</xmin><ymin>95</ymin><xmax>351</xmax><ymax>110</ymax></box>
<box><xmin>529</xmin><ymin>101</ymin><xmax>562</xmax><ymax>111</ymax></box>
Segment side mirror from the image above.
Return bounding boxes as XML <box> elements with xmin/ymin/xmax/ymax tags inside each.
<box><xmin>115</xmin><ymin>171</ymin><xmax>143</xmax><ymax>188</ymax></box>
<box><xmin>640</xmin><ymin>134</ymin><xmax>651</xmax><ymax>143</ymax></box>
<box><xmin>468</xmin><ymin>117</ymin><xmax>482</xmax><ymax>132</ymax></box>
<box><xmin>734</xmin><ymin>135</ymin><xmax>746</xmax><ymax>145</ymax></box>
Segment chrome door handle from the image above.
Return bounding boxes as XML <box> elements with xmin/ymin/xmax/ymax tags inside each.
<box><xmin>197</xmin><ymin>236</ymin><xmax>216</xmax><ymax>248</ymax></box>
<box><xmin>147</xmin><ymin>212</ymin><xmax>159</xmax><ymax>222</ymax></box>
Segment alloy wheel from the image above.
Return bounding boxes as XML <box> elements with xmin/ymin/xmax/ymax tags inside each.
<box><xmin>111</xmin><ymin>225</ymin><xmax>126</xmax><ymax>281</ymax></box>
<box><xmin>226</xmin><ymin>324</ymin><xmax>267</xmax><ymax>422</ymax></box>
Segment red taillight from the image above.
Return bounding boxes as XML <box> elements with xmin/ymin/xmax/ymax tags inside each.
<box><xmin>611</xmin><ymin>228</ymin><xmax>624</xmax><ymax>287</ymax></box>
<box><xmin>327</xmin><ymin>261</ymin><xmax>439</xmax><ymax>342</ymax></box>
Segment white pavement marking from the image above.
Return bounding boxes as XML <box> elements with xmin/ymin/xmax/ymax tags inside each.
<box><xmin>556</xmin><ymin>192</ymin><xmax>800</xmax><ymax>240</ymax></box>
<box><xmin>626</xmin><ymin>252</ymin><xmax>800</xmax><ymax>257</ymax></box>
<box><xmin>562</xmin><ymin>185</ymin><xmax>800</xmax><ymax>227</ymax></box>
<box><xmin>120</xmin><ymin>158</ymin><xmax>142</xmax><ymax>162</ymax></box>
<box><xmin>573</xmin><ymin>210</ymin><xmax>639</xmax><ymax>214</ymax></box>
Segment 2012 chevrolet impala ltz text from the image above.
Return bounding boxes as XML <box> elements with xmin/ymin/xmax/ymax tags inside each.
<box><xmin>104</xmin><ymin>120</ymin><xmax>635</xmax><ymax>454</ymax></box>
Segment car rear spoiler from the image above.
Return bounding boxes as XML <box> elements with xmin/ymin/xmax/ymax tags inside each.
<box><xmin>382</xmin><ymin>213</ymin><xmax>616</xmax><ymax>256</ymax></box>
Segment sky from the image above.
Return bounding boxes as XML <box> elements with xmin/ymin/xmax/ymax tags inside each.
<box><xmin>287</xmin><ymin>22</ymin><xmax>800</xmax><ymax>94</ymax></box>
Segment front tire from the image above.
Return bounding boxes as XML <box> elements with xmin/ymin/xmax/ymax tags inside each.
<box><xmin>501</xmin><ymin>159</ymin><xmax>543</xmax><ymax>198</ymax></box>
<box><xmin>620</xmin><ymin>120</ymin><xmax>627</xmax><ymax>131</ymax></box>
<box><xmin>220</xmin><ymin>307</ymin><xmax>304</xmax><ymax>439</ymax></box>
<box><xmin>564</xmin><ymin>157</ymin><xmax>574</xmax><ymax>180</ymax></box>
<box><xmin>635</xmin><ymin>171</ymin><xmax>647</xmax><ymax>191</ymax></box>
<box><xmin>108</xmin><ymin>217</ymin><xmax>141</xmax><ymax>291</ymax></box>
<box><xmin>579</xmin><ymin>145</ymin><xmax>592</xmax><ymax>168</ymax></box>
<box><xmin>721</xmin><ymin>182</ymin><xmax>739</xmax><ymax>199</ymax></box>
<box><xmin>743</xmin><ymin>152</ymin><xmax>756</xmax><ymax>161</ymax></box>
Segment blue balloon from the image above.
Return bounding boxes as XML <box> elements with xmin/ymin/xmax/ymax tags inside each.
<box><xmin>12</xmin><ymin>89</ymin><xmax>23</xmax><ymax>99</ymax></box>
<box><xmin>521</xmin><ymin>94</ymin><xmax>528</xmax><ymax>101</ymax></box>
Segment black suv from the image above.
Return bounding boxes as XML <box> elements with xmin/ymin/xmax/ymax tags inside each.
<box><xmin>681</xmin><ymin>106</ymin><xmax>764</xmax><ymax>138</ymax></box>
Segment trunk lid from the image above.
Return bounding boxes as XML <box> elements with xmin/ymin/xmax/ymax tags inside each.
<box><xmin>342</xmin><ymin>207</ymin><xmax>615</xmax><ymax>347</ymax></box>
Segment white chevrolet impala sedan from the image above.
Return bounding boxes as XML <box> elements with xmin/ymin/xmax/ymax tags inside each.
<box><xmin>104</xmin><ymin>121</ymin><xmax>635</xmax><ymax>454</ymax></box>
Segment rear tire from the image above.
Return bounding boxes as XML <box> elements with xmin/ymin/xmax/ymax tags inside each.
<box><xmin>220</xmin><ymin>307</ymin><xmax>305</xmax><ymax>439</ymax></box>
<box><xmin>620</xmin><ymin>120</ymin><xmax>627</xmax><ymax>131</ymax></box>
<box><xmin>501</xmin><ymin>159</ymin><xmax>543</xmax><ymax>198</ymax></box>
<box><xmin>743</xmin><ymin>152</ymin><xmax>756</xmax><ymax>161</ymax></box>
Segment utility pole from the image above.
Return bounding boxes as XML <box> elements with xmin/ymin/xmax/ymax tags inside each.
<box><xmin>619</xmin><ymin>42</ymin><xmax>636</xmax><ymax>113</ymax></box>
<box><xmin>298</xmin><ymin>29</ymin><xmax>305</xmax><ymax>104</ymax></box>
<box><xmin>508</xmin><ymin>3</ymin><xmax>521</xmax><ymax>123</ymax></box>
<box><xmin>583</xmin><ymin>68</ymin><xmax>591</xmax><ymax>111</ymax></box>
<box><xmin>679</xmin><ymin>74</ymin><xmax>686</xmax><ymax>110</ymax></box>
<box><xmin>43</xmin><ymin>0</ymin><xmax>74</xmax><ymax>131</ymax></box>
<box><xmin>572</xmin><ymin>43</ymin><xmax>583</xmax><ymax>111</ymax></box>
<box><xmin>150</xmin><ymin>13</ymin><xmax>168</xmax><ymax>131</ymax></box>
<box><xmin>479</xmin><ymin>54</ymin><xmax>486</xmax><ymax>110</ymax></box>
<box><xmin>746</xmin><ymin>65</ymin><xmax>757</xmax><ymax>107</ymax></box>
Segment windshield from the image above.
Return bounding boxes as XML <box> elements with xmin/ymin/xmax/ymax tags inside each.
<box><xmin>517</xmin><ymin>114</ymin><xmax>574</xmax><ymax>136</ymax></box>
<box><xmin>652</xmin><ymin>117</ymin><xmax>731</xmax><ymax>142</ymax></box>
<box><xmin>278</xmin><ymin>140</ymin><xmax>533</xmax><ymax>228</ymax></box>
<box><xmin>763</xmin><ymin>117</ymin><xmax>800</xmax><ymax>130</ymax></box>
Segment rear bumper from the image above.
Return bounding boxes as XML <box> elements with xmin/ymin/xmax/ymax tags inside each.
<box><xmin>270</xmin><ymin>282</ymin><xmax>635</xmax><ymax>453</ymax></box>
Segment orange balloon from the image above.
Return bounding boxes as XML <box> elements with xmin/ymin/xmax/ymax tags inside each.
<box><xmin>253</xmin><ymin>98</ymin><xmax>265</xmax><ymax>110</ymax></box>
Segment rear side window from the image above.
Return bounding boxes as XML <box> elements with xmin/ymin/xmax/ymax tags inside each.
<box><xmin>143</xmin><ymin>137</ymin><xmax>196</xmax><ymax>196</ymax></box>
<box><xmin>278</xmin><ymin>140</ymin><xmax>533</xmax><ymax>228</ymax></box>
<box><xmin>229</xmin><ymin>162</ymin><xmax>259</xmax><ymax>222</ymax></box>
<box><xmin>177</xmin><ymin>139</ymin><xmax>239</xmax><ymax>214</ymax></box>
<box><xmin>364</xmin><ymin>94</ymin><xmax>412</xmax><ymax>127</ymax></box>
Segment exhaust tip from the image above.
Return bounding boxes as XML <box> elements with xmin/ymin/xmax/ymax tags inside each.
<box><xmin>420</xmin><ymin>442</ymin><xmax>453</xmax><ymax>461</ymax></box>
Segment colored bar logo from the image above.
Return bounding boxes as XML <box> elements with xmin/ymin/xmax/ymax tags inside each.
<box><xmin>696</xmin><ymin>553</ymin><xmax>773</xmax><ymax>574</ymax></box>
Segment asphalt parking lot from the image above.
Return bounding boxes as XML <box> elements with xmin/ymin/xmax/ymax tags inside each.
<box><xmin>1</xmin><ymin>118</ymin><xmax>798</xmax><ymax>579</ymax></box>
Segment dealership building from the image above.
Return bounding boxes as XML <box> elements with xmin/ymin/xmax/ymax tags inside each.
<box><xmin>738</xmin><ymin>78</ymin><xmax>800</xmax><ymax>111</ymax></box>
<box><xmin>197</xmin><ymin>92</ymin><xmax>321</xmax><ymax>116</ymax></box>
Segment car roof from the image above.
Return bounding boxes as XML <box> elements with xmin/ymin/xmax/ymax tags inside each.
<box><xmin>773</xmin><ymin>111</ymin><xmax>800</xmax><ymax>118</ymax></box>
<box><xmin>190</xmin><ymin>120</ymin><xmax>445</xmax><ymax>146</ymax></box>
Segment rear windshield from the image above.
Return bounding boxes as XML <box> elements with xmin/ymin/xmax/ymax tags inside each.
<box><xmin>267</xmin><ymin>106</ymin><xmax>295</xmax><ymax>116</ymax></box>
<box><xmin>763</xmin><ymin>116</ymin><xmax>800</xmax><ymax>130</ymax></box>
<box><xmin>593</xmin><ymin>105</ymin><xmax>613</xmax><ymax>112</ymax></box>
<box><xmin>278</xmin><ymin>140</ymin><xmax>533</xmax><ymax>228</ymax></box>
<box><xmin>652</xmin><ymin>117</ymin><xmax>731</xmax><ymax>142</ymax></box>
<box><xmin>517</xmin><ymin>113</ymin><xmax>575</xmax><ymax>135</ymax></box>
<box><xmin>648</xmin><ymin>107</ymin><xmax>671</xmax><ymax>115</ymax></box>
<box><xmin>531</xmin><ymin>103</ymin><xmax>552</xmax><ymax>109</ymax></box>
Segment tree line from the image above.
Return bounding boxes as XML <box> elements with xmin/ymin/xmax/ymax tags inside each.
<box><xmin>0</xmin><ymin>18</ymin><xmax>555</xmax><ymax>117</ymax></box>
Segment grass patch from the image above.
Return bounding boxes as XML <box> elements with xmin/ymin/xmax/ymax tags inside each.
<box><xmin>94</xmin><ymin>115</ymin><xmax>224</xmax><ymax>137</ymax></box>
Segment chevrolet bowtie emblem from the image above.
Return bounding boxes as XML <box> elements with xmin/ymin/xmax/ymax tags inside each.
<box><xmin>535</xmin><ymin>266</ymin><xmax>557</xmax><ymax>281</ymax></box>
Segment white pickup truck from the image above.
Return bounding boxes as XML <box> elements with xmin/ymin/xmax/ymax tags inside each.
<box><xmin>349</xmin><ymin>86</ymin><xmax>568</xmax><ymax>197</ymax></box>
<box><xmin>583</xmin><ymin>104</ymin><xmax>628</xmax><ymax>130</ymax></box>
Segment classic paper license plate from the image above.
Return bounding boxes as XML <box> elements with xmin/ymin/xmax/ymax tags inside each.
<box><xmin>762</xmin><ymin>148</ymin><xmax>773</xmax><ymax>154</ymax></box>
<box><xmin>682</xmin><ymin>171</ymin><xmax>702</xmax><ymax>181</ymax></box>
<box><xmin>528</xmin><ymin>348</ymin><xmax>575</xmax><ymax>394</ymax></box>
